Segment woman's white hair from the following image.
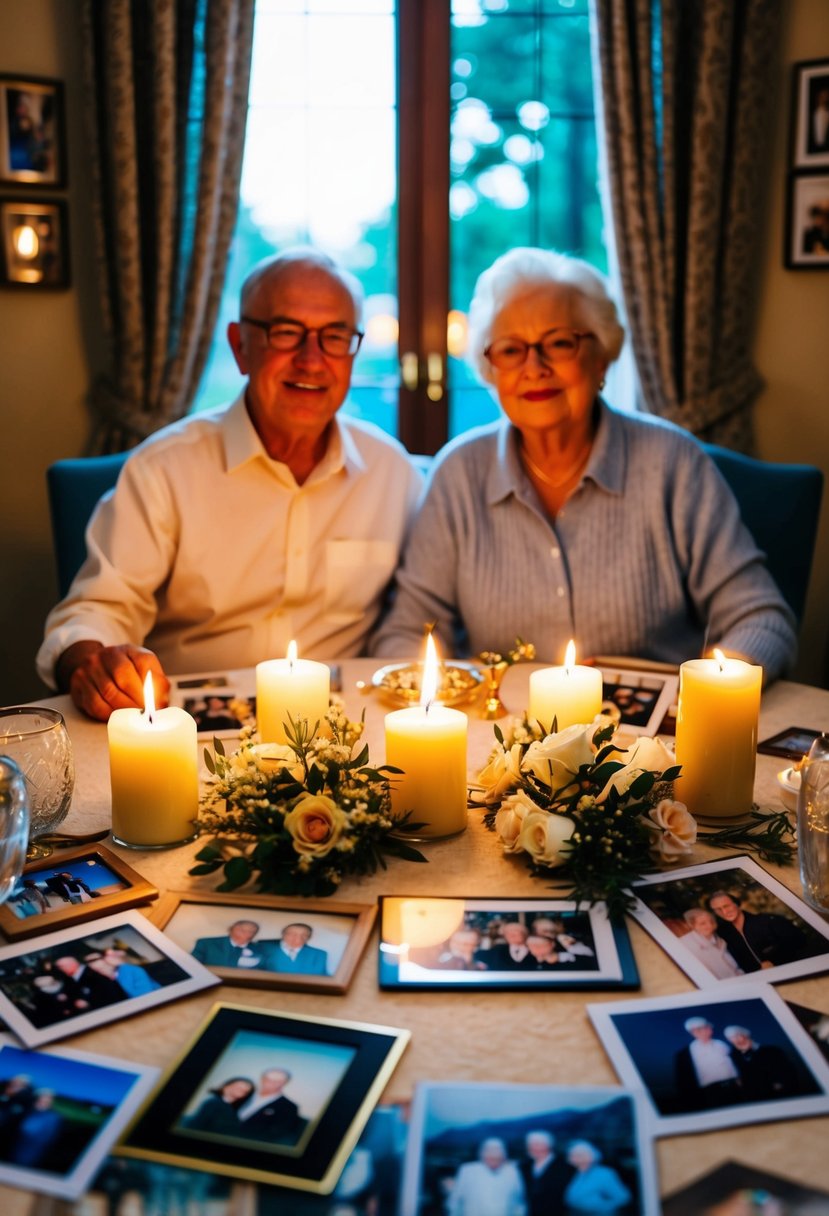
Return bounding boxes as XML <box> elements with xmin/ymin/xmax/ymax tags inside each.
<box><xmin>567</xmin><ymin>1139</ymin><xmax>602</xmax><ymax>1164</ymax></box>
<box><xmin>466</xmin><ymin>247</ymin><xmax>625</xmax><ymax>384</ymax></box>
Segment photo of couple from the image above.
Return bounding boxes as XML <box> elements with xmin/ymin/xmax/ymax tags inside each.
<box><xmin>192</xmin><ymin>920</ymin><xmax>329</xmax><ymax>976</ymax></box>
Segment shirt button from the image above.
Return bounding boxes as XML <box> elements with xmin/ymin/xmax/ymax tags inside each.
<box><xmin>550</xmin><ymin>547</ymin><xmax>560</xmax><ymax>559</ymax></box>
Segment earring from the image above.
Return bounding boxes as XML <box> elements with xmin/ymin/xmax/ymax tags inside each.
<box><xmin>599</xmin><ymin>378</ymin><xmax>606</xmax><ymax>390</ymax></box>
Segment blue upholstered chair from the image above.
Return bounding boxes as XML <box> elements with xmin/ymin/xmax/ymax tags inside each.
<box><xmin>701</xmin><ymin>442</ymin><xmax>823</xmax><ymax>626</ymax></box>
<box><xmin>46</xmin><ymin>451</ymin><xmax>129</xmax><ymax>597</ymax></box>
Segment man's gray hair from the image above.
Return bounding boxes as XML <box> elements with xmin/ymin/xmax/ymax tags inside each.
<box><xmin>684</xmin><ymin>1016</ymin><xmax>712</xmax><ymax>1033</ymax></box>
<box><xmin>240</xmin><ymin>247</ymin><xmax>364</xmax><ymax>324</ymax></box>
<box><xmin>723</xmin><ymin>1025</ymin><xmax>752</xmax><ymax>1043</ymax></box>
<box><xmin>466</xmin><ymin>246</ymin><xmax>625</xmax><ymax>384</ymax></box>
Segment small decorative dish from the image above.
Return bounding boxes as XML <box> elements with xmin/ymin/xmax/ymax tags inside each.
<box><xmin>371</xmin><ymin>661</ymin><xmax>484</xmax><ymax>708</ymax></box>
<box><xmin>777</xmin><ymin>766</ymin><xmax>801</xmax><ymax>812</ymax></box>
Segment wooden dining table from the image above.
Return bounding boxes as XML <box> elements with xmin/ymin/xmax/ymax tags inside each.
<box><xmin>3</xmin><ymin>660</ymin><xmax>829</xmax><ymax>1212</ymax></box>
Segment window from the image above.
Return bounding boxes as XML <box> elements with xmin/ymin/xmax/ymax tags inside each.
<box><xmin>196</xmin><ymin>0</ymin><xmax>605</xmax><ymax>454</ymax></box>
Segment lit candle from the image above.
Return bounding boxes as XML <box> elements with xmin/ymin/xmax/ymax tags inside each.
<box><xmin>674</xmin><ymin>650</ymin><xmax>762</xmax><ymax>819</ymax></box>
<box><xmin>528</xmin><ymin>640</ymin><xmax>603</xmax><ymax>732</ymax></box>
<box><xmin>108</xmin><ymin>673</ymin><xmax>199</xmax><ymax>849</ymax></box>
<box><xmin>256</xmin><ymin>641</ymin><xmax>331</xmax><ymax>744</ymax></box>
<box><xmin>384</xmin><ymin>635</ymin><xmax>468</xmax><ymax>839</ymax></box>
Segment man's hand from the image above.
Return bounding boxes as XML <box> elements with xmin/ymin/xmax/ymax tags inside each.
<box><xmin>56</xmin><ymin>641</ymin><xmax>171</xmax><ymax>722</ymax></box>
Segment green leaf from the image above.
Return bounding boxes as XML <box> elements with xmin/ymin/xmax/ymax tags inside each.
<box><xmin>384</xmin><ymin>839</ymin><xmax>428</xmax><ymax>863</ymax></box>
<box><xmin>189</xmin><ymin>861</ymin><xmax>222</xmax><ymax>876</ymax></box>
<box><xmin>629</xmin><ymin>771</ymin><xmax>655</xmax><ymax>798</ymax></box>
<box><xmin>194</xmin><ymin>843</ymin><xmax>221</xmax><ymax>862</ymax></box>
<box><xmin>222</xmin><ymin>855</ymin><xmax>252</xmax><ymax>889</ymax></box>
<box><xmin>214</xmin><ymin>737</ymin><xmax>225</xmax><ymax>756</ymax></box>
<box><xmin>494</xmin><ymin>724</ymin><xmax>505</xmax><ymax>745</ymax></box>
<box><xmin>203</xmin><ymin>748</ymin><xmax>216</xmax><ymax>774</ymax></box>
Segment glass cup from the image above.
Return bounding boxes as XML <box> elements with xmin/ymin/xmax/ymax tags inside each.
<box><xmin>0</xmin><ymin>757</ymin><xmax>30</xmax><ymax>904</ymax></box>
<box><xmin>0</xmin><ymin>707</ymin><xmax>75</xmax><ymax>857</ymax></box>
<box><xmin>797</xmin><ymin>732</ymin><xmax>829</xmax><ymax>914</ymax></box>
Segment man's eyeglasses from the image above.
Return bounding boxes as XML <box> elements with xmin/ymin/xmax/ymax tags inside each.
<box><xmin>484</xmin><ymin>327</ymin><xmax>595</xmax><ymax>370</ymax></box>
<box><xmin>241</xmin><ymin>317</ymin><xmax>364</xmax><ymax>358</ymax></box>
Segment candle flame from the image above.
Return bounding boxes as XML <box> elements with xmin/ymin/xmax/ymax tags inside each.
<box><xmin>713</xmin><ymin>647</ymin><xmax>726</xmax><ymax>671</ymax></box>
<box><xmin>564</xmin><ymin>639</ymin><xmax>576</xmax><ymax>672</ymax></box>
<box><xmin>287</xmin><ymin>639</ymin><xmax>298</xmax><ymax>669</ymax></box>
<box><xmin>420</xmin><ymin>633</ymin><xmax>440</xmax><ymax>710</ymax></box>
<box><xmin>143</xmin><ymin>672</ymin><xmax>156</xmax><ymax>723</ymax></box>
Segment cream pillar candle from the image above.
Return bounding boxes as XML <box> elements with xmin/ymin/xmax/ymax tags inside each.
<box><xmin>674</xmin><ymin>650</ymin><xmax>762</xmax><ymax>819</ymax></box>
<box><xmin>256</xmin><ymin>641</ymin><xmax>330</xmax><ymax>744</ymax></box>
<box><xmin>385</xmin><ymin>635</ymin><xmax>468</xmax><ymax>839</ymax></box>
<box><xmin>528</xmin><ymin>640</ymin><xmax>603</xmax><ymax>732</ymax></box>
<box><xmin>108</xmin><ymin>673</ymin><xmax>199</xmax><ymax>848</ymax></box>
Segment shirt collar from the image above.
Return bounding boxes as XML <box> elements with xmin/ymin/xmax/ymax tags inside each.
<box><xmin>221</xmin><ymin>393</ymin><xmax>364</xmax><ymax>482</ymax></box>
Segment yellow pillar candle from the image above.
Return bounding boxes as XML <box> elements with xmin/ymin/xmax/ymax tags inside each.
<box><xmin>108</xmin><ymin>674</ymin><xmax>198</xmax><ymax>848</ymax></box>
<box><xmin>384</xmin><ymin>634</ymin><xmax>468</xmax><ymax>839</ymax></box>
<box><xmin>674</xmin><ymin>650</ymin><xmax>762</xmax><ymax>819</ymax></box>
<box><xmin>528</xmin><ymin>640</ymin><xmax>603</xmax><ymax>732</ymax></box>
<box><xmin>256</xmin><ymin>640</ymin><xmax>330</xmax><ymax>744</ymax></box>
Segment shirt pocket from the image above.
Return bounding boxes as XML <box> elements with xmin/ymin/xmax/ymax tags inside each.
<box><xmin>323</xmin><ymin>539</ymin><xmax>397</xmax><ymax>622</ymax></box>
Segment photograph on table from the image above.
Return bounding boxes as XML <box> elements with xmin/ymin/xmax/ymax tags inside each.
<box><xmin>599</xmin><ymin>667</ymin><xmax>678</xmax><ymax>737</ymax></box>
<box><xmin>588</xmin><ymin>983</ymin><xmax>829</xmax><ymax>1137</ymax></box>
<box><xmin>0</xmin><ymin>910</ymin><xmax>218</xmax><ymax>1048</ymax></box>
<box><xmin>119</xmin><ymin>1003</ymin><xmax>410</xmax><ymax>1193</ymax></box>
<box><xmin>757</xmin><ymin>724</ymin><xmax>822</xmax><ymax>760</ymax></box>
<box><xmin>0</xmin><ymin>1035</ymin><xmax>158</xmax><ymax>1200</ymax></box>
<box><xmin>0</xmin><ymin>75</ymin><xmax>65</xmax><ymax>185</ymax></box>
<box><xmin>661</xmin><ymin>1157</ymin><xmax>829</xmax><ymax>1216</ymax></box>
<box><xmin>150</xmin><ymin>893</ymin><xmax>376</xmax><ymax>994</ymax></box>
<box><xmin>378</xmin><ymin>896</ymin><xmax>639</xmax><ymax>991</ymax></box>
<box><xmin>400</xmin><ymin>1080</ymin><xmax>657</xmax><ymax>1216</ymax></box>
<box><xmin>786</xmin><ymin>1001</ymin><xmax>829</xmax><ymax>1066</ymax></box>
<box><xmin>0</xmin><ymin>844</ymin><xmax>158</xmax><ymax>942</ymax></box>
<box><xmin>629</xmin><ymin>856</ymin><xmax>829</xmax><ymax>987</ymax></box>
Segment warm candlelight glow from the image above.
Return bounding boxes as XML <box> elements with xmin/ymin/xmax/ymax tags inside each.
<box><xmin>287</xmin><ymin>639</ymin><xmax>298</xmax><ymax>666</ymax></box>
<box><xmin>528</xmin><ymin>639</ymin><xmax>602</xmax><ymax>732</ymax></box>
<box><xmin>564</xmin><ymin>639</ymin><xmax>576</xmax><ymax>671</ymax></box>
<box><xmin>713</xmin><ymin>647</ymin><xmax>726</xmax><ymax>669</ymax></box>
<box><xmin>256</xmin><ymin>643</ymin><xmax>330</xmax><ymax>744</ymax></box>
<box><xmin>13</xmin><ymin>222</ymin><xmax>38</xmax><ymax>259</ymax></box>
<box><xmin>143</xmin><ymin>671</ymin><xmax>156</xmax><ymax>721</ymax></box>
<box><xmin>420</xmin><ymin>633</ymin><xmax>440</xmax><ymax>709</ymax></box>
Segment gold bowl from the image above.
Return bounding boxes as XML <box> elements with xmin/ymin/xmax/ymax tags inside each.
<box><xmin>371</xmin><ymin>661</ymin><xmax>484</xmax><ymax>708</ymax></box>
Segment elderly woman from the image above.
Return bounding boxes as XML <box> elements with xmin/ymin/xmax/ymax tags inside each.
<box><xmin>563</xmin><ymin>1140</ymin><xmax>631</xmax><ymax>1215</ymax></box>
<box><xmin>371</xmin><ymin>248</ymin><xmax>796</xmax><ymax>679</ymax></box>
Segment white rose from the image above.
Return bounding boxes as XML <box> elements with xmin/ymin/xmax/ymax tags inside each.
<box><xmin>521</xmin><ymin>722</ymin><xmax>596</xmax><ymax>793</ymax></box>
<box><xmin>516</xmin><ymin>809</ymin><xmax>575</xmax><ymax>868</ymax></box>
<box><xmin>249</xmin><ymin>743</ymin><xmax>305</xmax><ymax>782</ymax></box>
<box><xmin>596</xmin><ymin>736</ymin><xmax>676</xmax><ymax>803</ymax></box>
<box><xmin>647</xmin><ymin>799</ymin><xmax>697</xmax><ymax>860</ymax></box>
<box><xmin>495</xmin><ymin>788</ymin><xmax>536</xmax><ymax>852</ymax></box>
<box><xmin>478</xmin><ymin>742</ymin><xmax>524</xmax><ymax>803</ymax></box>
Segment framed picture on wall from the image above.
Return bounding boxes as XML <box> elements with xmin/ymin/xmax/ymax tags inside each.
<box><xmin>0</xmin><ymin>75</ymin><xmax>65</xmax><ymax>186</ymax></box>
<box><xmin>791</xmin><ymin>59</ymin><xmax>829</xmax><ymax>169</ymax></box>
<box><xmin>785</xmin><ymin>173</ymin><xmax>829</xmax><ymax>269</ymax></box>
<box><xmin>0</xmin><ymin>197</ymin><xmax>70</xmax><ymax>288</ymax></box>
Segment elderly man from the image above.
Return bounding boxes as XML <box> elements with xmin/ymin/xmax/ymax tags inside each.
<box><xmin>37</xmin><ymin>249</ymin><xmax>421</xmax><ymax>720</ymax></box>
<box><xmin>673</xmin><ymin>1016</ymin><xmax>742</xmax><ymax>1110</ymax></box>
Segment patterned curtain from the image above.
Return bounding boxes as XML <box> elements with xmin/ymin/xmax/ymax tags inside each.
<box><xmin>592</xmin><ymin>0</ymin><xmax>781</xmax><ymax>449</ymax></box>
<box><xmin>81</xmin><ymin>0</ymin><xmax>255</xmax><ymax>452</ymax></box>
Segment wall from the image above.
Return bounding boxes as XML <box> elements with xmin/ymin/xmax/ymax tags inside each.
<box><xmin>0</xmin><ymin>1</ymin><xmax>826</xmax><ymax>704</ymax></box>
<box><xmin>754</xmin><ymin>0</ymin><xmax>829</xmax><ymax>688</ymax></box>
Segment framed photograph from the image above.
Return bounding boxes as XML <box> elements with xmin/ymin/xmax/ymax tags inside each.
<box><xmin>378</xmin><ymin>897</ymin><xmax>639</xmax><ymax>991</ymax></box>
<box><xmin>119</xmin><ymin>1003</ymin><xmax>410</xmax><ymax>1193</ymax></box>
<box><xmin>0</xmin><ymin>910</ymin><xmax>219</xmax><ymax>1047</ymax></box>
<box><xmin>0</xmin><ymin>1035</ymin><xmax>158</xmax><ymax>1200</ymax></box>
<box><xmin>587</xmin><ymin>983</ymin><xmax>829</xmax><ymax>1136</ymax></box>
<box><xmin>786</xmin><ymin>1001</ymin><xmax>829</xmax><ymax>1066</ymax></box>
<box><xmin>0</xmin><ymin>75</ymin><xmax>65</xmax><ymax>185</ymax></box>
<box><xmin>785</xmin><ymin>172</ymin><xmax>829</xmax><ymax>268</ymax></box>
<box><xmin>662</xmin><ymin>1159</ymin><xmax>829</xmax><ymax>1216</ymax></box>
<box><xmin>791</xmin><ymin>58</ymin><xmax>829</xmax><ymax>168</ymax></box>
<box><xmin>599</xmin><ymin>666</ymin><xmax>678</xmax><ymax>737</ymax></box>
<box><xmin>150</xmin><ymin>893</ymin><xmax>376</xmax><ymax>994</ymax></box>
<box><xmin>629</xmin><ymin>856</ymin><xmax>829</xmax><ymax>987</ymax></box>
<box><xmin>399</xmin><ymin>1081</ymin><xmax>658</xmax><ymax>1216</ymax></box>
<box><xmin>0</xmin><ymin>197</ymin><xmax>69</xmax><ymax>287</ymax></box>
<box><xmin>0</xmin><ymin>844</ymin><xmax>158</xmax><ymax>941</ymax></box>
<box><xmin>757</xmin><ymin>724</ymin><xmax>822</xmax><ymax>759</ymax></box>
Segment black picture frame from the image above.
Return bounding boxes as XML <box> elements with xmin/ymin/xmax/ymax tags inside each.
<box><xmin>791</xmin><ymin>58</ymin><xmax>829</xmax><ymax>169</ymax></box>
<box><xmin>757</xmin><ymin>724</ymin><xmax>822</xmax><ymax>760</ymax></box>
<box><xmin>0</xmin><ymin>75</ymin><xmax>65</xmax><ymax>186</ymax></box>
<box><xmin>119</xmin><ymin>1003</ymin><xmax>410</xmax><ymax>1194</ymax></box>
<box><xmin>784</xmin><ymin>172</ymin><xmax>829</xmax><ymax>269</ymax></box>
<box><xmin>0</xmin><ymin>196</ymin><xmax>69</xmax><ymax>288</ymax></box>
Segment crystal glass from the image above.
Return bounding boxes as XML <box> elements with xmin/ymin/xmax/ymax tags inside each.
<box><xmin>0</xmin><ymin>708</ymin><xmax>74</xmax><ymax>856</ymax></box>
<box><xmin>0</xmin><ymin>757</ymin><xmax>30</xmax><ymax>904</ymax></box>
<box><xmin>797</xmin><ymin>732</ymin><xmax>829</xmax><ymax>914</ymax></box>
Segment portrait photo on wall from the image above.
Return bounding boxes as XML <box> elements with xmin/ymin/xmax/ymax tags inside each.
<box><xmin>0</xmin><ymin>845</ymin><xmax>157</xmax><ymax>941</ymax></box>
<box><xmin>0</xmin><ymin>911</ymin><xmax>218</xmax><ymax>1048</ymax></box>
<box><xmin>785</xmin><ymin>172</ymin><xmax>829</xmax><ymax>268</ymax></box>
<box><xmin>588</xmin><ymin>983</ymin><xmax>829</xmax><ymax>1137</ymax></box>
<box><xmin>119</xmin><ymin>1004</ymin><xmax>410</xmax><ymax>1194</ymax></box>
<box><xmin>0</xmin><ymin>75</ymin><xmax>64</xmax><ymax>185</ymax></box>
<box><xmin>791</xmin><ymin>58</ymin><xmax>829</xmax><ymax>168</ymax></box>
<box><xmin>400</xmin><ymin>1080</ymin><xmax>657</xmax><ymax>1216</ymax></box>
<box><xmin>150</xmin><ymin>893</ymin><xmax>376</xmax><ymax>994</ymax></box>
<box><xmin>378</xmin><ymin>897</ymin><xmax>639</xmax><ymax>991</ymax></box>
<box><xmin>0</xmin><ymin>1036</ymin><xmax>158</xmax><ymax>1200</ymax></box>
<box><xmin>599</xmin><ymin>668</ymin><xmax>678</xmax><ymax>737</ymax></box>
<box><xmin>661</xmin><ymin>1158</ymin><xmax>829</xmax><ymax>1216</ymax></box>
<box><xmin>629</xmin><ymin>855</ymin><xmax>829</xmax><ymax>988</ymax></box>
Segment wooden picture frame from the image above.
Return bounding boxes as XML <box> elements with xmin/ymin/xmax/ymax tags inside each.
<box><xmin>0</xmin><ymin>75</ymin><xmax>65</xmax><ymax>186</ymax></box>
<box><xmin>0</xmin><ymin>197</ymin><xmax>69</xmax><ymax>287</ymax></box>
<box><xmin>148</xmin><ymin>892</ymin><xmax>376</xmax><ymax>995</ymax></box>
<box><xmin>119</xmin><ymin>1002</ymin><xmax>410</xmax><ymax>1194</ymax></box>
<box><xmin>0</xmin><ymin>844</ymin><xmax>158</xmax><ymax>941</ymax></box>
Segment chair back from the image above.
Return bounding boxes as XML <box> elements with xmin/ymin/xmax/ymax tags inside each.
<box><xmin>702</xmin><ymin>441</ymin><xmax>823</xmax><ymax>626</ymax></box>
<box><xmin>47</xmin><ymin>451</ymin><xmax>130</xmax><ymax>597</ymax></box>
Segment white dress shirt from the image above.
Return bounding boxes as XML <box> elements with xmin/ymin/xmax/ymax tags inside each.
<box><xmin>38</xmin><ymin>396</ymin><xmax>422</xmax><ymax>684</ymax></box>
<box><xmin>689</xmin><ymin>1037</ymin><xmax>739</xmax><ymax>1087</ymax></box>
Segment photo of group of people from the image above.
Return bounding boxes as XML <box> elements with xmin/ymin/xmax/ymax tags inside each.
<box><xmin>7</xmin><ymin>860</ymin><xmax>121</xmax><ymax>921</ymax></box>
<box><xmin>599</xmin><ymin>669</ymin><xmax>677</xmax><ymax>735</ymax></box>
